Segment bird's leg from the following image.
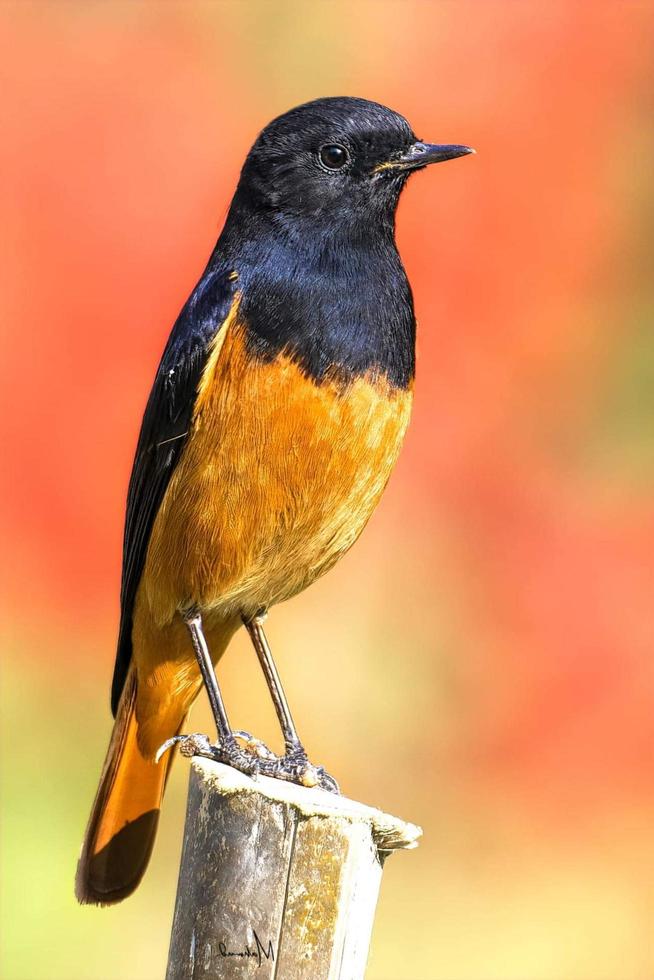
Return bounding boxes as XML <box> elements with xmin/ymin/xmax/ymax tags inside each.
<box><xmin>243</xmin><ymin>613</ymin><xmax>340</xmax><ymax>793</ymax></box>
<box><xmin>243</xmin><ymin>613</ymin><xmax>303</xmax><ymax>754</ymax></box>
<box><xmin>157</xmin><ymin>609</ymin><xmax>338</xmax><ymax>793</ymax></box>
<box><xmin>185</xmin><ymin>610</ymin><xmax>233</xmax><ymax>746</ymax></box>
<box><xmin>169</xmin><ymin>610</ymin><xmax>272</xmax><ymax>776</ymax></box>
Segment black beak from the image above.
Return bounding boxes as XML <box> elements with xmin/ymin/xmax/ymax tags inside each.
<box><xmin>376</xmin><ymin>141</ymin><xmax>475</xmax><ymax>174</ymax></box>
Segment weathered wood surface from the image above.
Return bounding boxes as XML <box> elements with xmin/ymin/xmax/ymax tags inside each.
<box><xmin>166</xmin><ymin>758</ymin><xmax>421</xmax><ymax>980</ymax></box>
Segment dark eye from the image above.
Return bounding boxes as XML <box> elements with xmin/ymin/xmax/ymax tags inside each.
<box><xmin>319</xmin><ymin>143</ymin><xmax>349</xmax><ymax>171</ymax></box>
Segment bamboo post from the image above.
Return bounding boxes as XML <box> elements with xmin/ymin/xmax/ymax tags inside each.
<box><xmin>166</xmin><ymin>757</ymin><xmax>421</xmax><ymax>980</ymax></box>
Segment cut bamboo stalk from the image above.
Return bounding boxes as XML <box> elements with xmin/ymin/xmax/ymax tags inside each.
<box><xmin>166</xmin><ymin>757</ymin><xmax>421</xmax><ymax>980</ymax></box>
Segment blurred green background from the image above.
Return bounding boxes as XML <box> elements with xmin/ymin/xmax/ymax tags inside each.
<box><xmin>2</xmin><ymin>2</ymin><xmax>654</xmax><ymax>978</ymax></box>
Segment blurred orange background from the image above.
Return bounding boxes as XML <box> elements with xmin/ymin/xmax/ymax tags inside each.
<box><xmin>2</xmin><ymin>3</ymin><xmax>654</xmax><ymax>979</ymax></box>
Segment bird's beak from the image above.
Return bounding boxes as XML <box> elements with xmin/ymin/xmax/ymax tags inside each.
<box><xmin>374</xmin><ymin>141</ymin><xmax>475</xmax><ymax>174</ymax></box>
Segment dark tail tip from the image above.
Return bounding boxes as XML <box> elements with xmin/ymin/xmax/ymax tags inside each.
<box><xmin>75</xmin><ymin>809</ymin><xmax>160</xmax><ymax>906</ymax></box>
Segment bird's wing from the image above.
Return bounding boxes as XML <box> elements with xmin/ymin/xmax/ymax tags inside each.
<box><xmin>110</xmin><ymin>269</ymin><xmax>238</xmax><ymax>714</ymax></box>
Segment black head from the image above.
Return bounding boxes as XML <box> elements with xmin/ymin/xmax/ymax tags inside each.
<box><xmin>230</xmin><ymin>97</ymin><xmax>473</xmax><ymax>231</ymax></box>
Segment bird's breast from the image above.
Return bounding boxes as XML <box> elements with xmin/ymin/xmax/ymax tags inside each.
<box><xmin>142</xmin><ymin>313</ymin><xmax>412</xmax><ymax>624</ymax></box>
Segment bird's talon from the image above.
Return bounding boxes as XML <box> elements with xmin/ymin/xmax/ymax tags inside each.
<box><xmin>316</xmin><ymin>768</ymin><xmax>340</xmax><ymax>794</ymax></box>
<box><xmin>155</xmin><ymin>737</ymin><xmax>180</xmax><ymax>764</ymax></box>
<box><xmin>155</xmin><ymin>732</ymin><xmax>215</xmax><ymax>764</ymax></box>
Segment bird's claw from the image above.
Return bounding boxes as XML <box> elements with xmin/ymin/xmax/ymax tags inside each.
<box><xmin>155</xmin><ymin>732</ymin><xmax>215</xmax><ymax>763</ymax></box>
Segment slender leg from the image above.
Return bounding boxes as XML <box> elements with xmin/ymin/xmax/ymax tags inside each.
<box><xmin>244</xmin><ymin>615</ymin><xmax>303</xmax><ymax>753</ymax></box>
<box><xmin>172</xmin><ymin>609</ymin><xmax>265</xmax><ymax>777</ymax></box>
<box><xmin>243</xmin><ymin>613</ymin><xmax>339</xmax><ymax>793</ymax></box>
<box><xmin>184</xmin><ymin>611</ymin><xmax>234</xmax><ymax>747</ymax></box>
<box><xmin>157</xmin><ymin>608</ymin><xmax>339</xmax><ymax>793</ymax></box>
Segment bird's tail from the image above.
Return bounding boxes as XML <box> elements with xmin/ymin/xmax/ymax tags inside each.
<box><xmin>75</xmin><ymin>664</ymin><xmax>181</xmax><ymax>905</ymax></box>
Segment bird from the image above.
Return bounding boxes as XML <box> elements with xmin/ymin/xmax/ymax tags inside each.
<box><xmin>76</xmin><ymin>96</ymin><xmax>473</xmax><ymax>906</ymax></box>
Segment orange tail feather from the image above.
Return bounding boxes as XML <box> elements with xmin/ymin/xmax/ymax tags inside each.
<box><xmin>75</xmin><ymin>666</ymin><xmax>181</xmax><ymax>905</ymax></box>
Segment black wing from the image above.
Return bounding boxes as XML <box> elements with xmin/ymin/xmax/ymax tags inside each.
<box><xmin>110</xmin><ymin>268</ymin><xmax>237</xmax><ymax>714</ymax></box>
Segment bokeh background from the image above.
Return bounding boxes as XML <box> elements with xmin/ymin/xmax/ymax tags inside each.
<box><xmin>2</xmin><ymin>2</ymin><xmax>654</xmax><ymax>978</ymax></box>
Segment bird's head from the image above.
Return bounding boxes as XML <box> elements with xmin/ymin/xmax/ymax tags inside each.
<box><xmin>231</xmin><ymin>96</ymin><xmax>474</xmax><ymax>233</ymax></box>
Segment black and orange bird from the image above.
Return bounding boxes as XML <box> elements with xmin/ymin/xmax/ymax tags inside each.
<box><xmin>76</xmin><ymin>97</ymin><xmax>473</xmax><ymax>905</ymax></box>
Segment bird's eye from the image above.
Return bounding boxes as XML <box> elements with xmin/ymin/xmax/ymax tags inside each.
<box><xmin>318</xmin><ymin>143</ymin><xmax>349</xmax><ymax>171</ymax></box>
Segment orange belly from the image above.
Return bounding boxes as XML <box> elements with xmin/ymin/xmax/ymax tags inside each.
<box><xmin>131</xmin><ymin>314</ymin><xmax>411</xmax><ymax>748</ymax></box>
<box><xmin>143</xmin><ymin>318</ymin><xmax>412</xmax><ymax>622</ymax></box>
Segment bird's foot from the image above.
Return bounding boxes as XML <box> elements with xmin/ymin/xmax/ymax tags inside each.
<box><xmin>210</xmin><ymin>732</ymin><xmax>268</xmax><ymax>777</ymax></box>
<box><xmin>270</xmin><ymin>743</ymin><xmax>340</xmax><ymax>794</ymax></box>
<box><xmin>155</xmin><ymin>731</ymin><xmax>267</xmax><ymax>777</ymax></box>
<box><xmin>156</xmin><ymin>732</ymin><xmax>339</xmax><ymax>793</ymax></box>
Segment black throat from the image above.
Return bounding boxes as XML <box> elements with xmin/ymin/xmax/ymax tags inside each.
<box><xmin>209</xmin><ymin>192</ymin><xmax>416</xmax><ymax>390</ymax></box>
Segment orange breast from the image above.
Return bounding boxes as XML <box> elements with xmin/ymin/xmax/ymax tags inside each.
<box><xmin>140</xmin><ymin>314</ymin><xmax>412</xmax><ymax>628</ymax></box>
